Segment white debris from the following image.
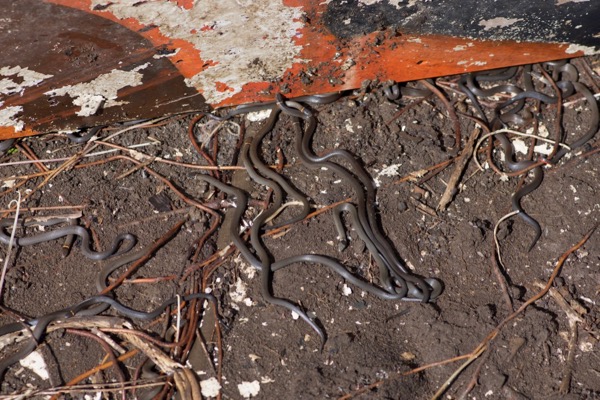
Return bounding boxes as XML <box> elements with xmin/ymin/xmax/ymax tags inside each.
<box><xmin>237</xmin><ymin>380</ymin><xmax>261</xmax><ymax>398</ymax></box>
<box><xmin>341</xmin><ymin>284</ymin><xmax>352</xmax><ymax>296</ymax></box>
<box><xmin>229</xmin><ymin>278</ymin><xmax>250</xmax><ymax>304</ymax></box>
<box><xmin>200</xmin><ymin>377</ymin><xmax>222</xmax><ymax>398</ymax></box>
<box><xmin>345</xmin><ymin>118</ymin><xmax>355</xmax><ymax>133</ymax></box>
<box><xmin>0</xmin><ymin>104</ymin><xmax>25</xmax><ymax>132</ymax></box>
<box><xmin>565</xmin><ymin>44</ymin><xmax>597</xmax><ymax>56</ymax></box>
<box><xmin>2</xmin><ymin>179</ymin><xmax>16</xmax><ymax>188</ymax></box>
<box><xmin>19</xmin><ymin>351</ymin><xmax>49</xmax><ymax>380</ymax></box>
<box><xmin>373</xmin><ymin>163</ymin><xmax>401</xmax><ymax>187</ymax></box>
<box><xmin>246</xmin><ymin>109</ymin><xmax>272</xmax><ymax>122</ymax></box>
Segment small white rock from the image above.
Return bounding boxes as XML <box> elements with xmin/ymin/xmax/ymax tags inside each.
<box><xmin>200</xmin><ymin>377</ymin><xmax>221</xmax><ymax>398</ymax></box>
<box><xmin>238</xmin><ymin>380</ymin><xmax>260</xmax><ymax>398</ymax></box>
<box><xmin>341</xmin><ymin>284</ymin><xmax>352</xmax><ymax>296</ymax></box>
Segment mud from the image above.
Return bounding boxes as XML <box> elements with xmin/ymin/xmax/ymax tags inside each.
<box><xmin>1</xmin><ymin>58</ymin><xmax>599</xmax><ymax>399</ymax></box>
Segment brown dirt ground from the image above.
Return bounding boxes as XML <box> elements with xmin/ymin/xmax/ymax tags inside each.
<box><xmin>1</xmin><ymin>57</ymin><xmax>599</xmax><ymax>400</ymax></box>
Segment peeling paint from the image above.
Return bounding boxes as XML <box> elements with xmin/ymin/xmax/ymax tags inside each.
<box><xmin>90</xmin><ymin>0</ymin><xmax>305</xmax><ymax>104</ymax></box>
<box><xmin>478</xmin><ymin>17</ymin><xmax>523</xmax><ymax>31</ymax></box>
<box><xmin>45</xmin><ymin>63</ymin><xmax>149</xmax><ymax>116</ymax></box>
<box><xmin>358</xmin><ymin>0</ymin><xmax>404</xmax><ymax>8</ymax></box>
<box><xmin>556</xmin><ymin>0</ymin><xmax>589</xmax><ymax>5</ymax></box>
<box><xmin>0</xmin><ymin>104</ymin><xmax>24</xmax><ymax>132</ymax></box>
<box><xmin>0</xmin><ymin>66</ymin><xmax>53</xmax><ymax>96</ymax></box>
<box><xmin>565</xmin><ymin>44</ymin><xmax>597</xmax><ymax>55</ymax></box>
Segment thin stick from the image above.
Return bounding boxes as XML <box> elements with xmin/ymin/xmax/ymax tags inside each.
<box><xmin>263</xmin><ymin>197</ymin><xmax>352</xmax><ymax>237</ymax></box>
<box><xmin>419</xmin><ymin>79</ymin><xmax>462</xmax><ymax>151</ymax></box>
<box><xmin>473</xmin><ymin>129</ymin><xmax>570</xmax><ymax>171</ymax></box>
<box><xmin>100</xmin><ymin>219</ymin><xmax>186</xmax><ymax>294</ymax></box>
<box><xmin>431</xmin><ymin>224</ymin><xmax>596</xmax><ymax>400</ymax></box>
<box><xmin>0</xmin><ymin>191</ymin><xmax>21</xmax><ymax>299</ymax></box>
<box><xmin>431</xmin><ymin>346</ymin><xmax>487</xmax><ymax>400</ymax></box>
<box><xmin>490</xmin><ymin>239</ymin><xmax>514</xmax><ymax>313</ymax></box>
<box><xmin>437</xmin><ymin>127</ymin><xmax>480</xmax><ymax>210</ymax></box>
<box><xmin>493</xmin><ymin>210</ymin><xmax>520</xmax><ymax>272</ymax></box>
<box><xmin>388</xmin><ymin>158</ymin><xmax>454</xmax><ymax>186</ymax></box>
<box><xmin>0</xmin><ymin>205</ymin><xmax>86</xmax><ymax>214</ymax></box>
<box><xmin>337</xmin><ymin>354</ymin><xmax>473</xmax><ymax>400</ymax></box>
<box><xmin>50</xmin><ymin>349</ymin><xmax>139</xmax><ymax>400</ymax></box>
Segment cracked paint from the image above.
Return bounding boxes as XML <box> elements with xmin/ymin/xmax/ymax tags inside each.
<box><xmin>0</xmin><ymin>104</ymin><xmax>24</xmax><ymax>132</ymax></box>
<box><xmin>0</xmin><ymin>66</ymin><xmax>53</xmax><ymax>96</ymax></box>
<box><xmin>45</xmin><ymin>63</ymin><xmax>149</xmax><ymax>116</ymax></box>
<box><xmin>478</xmin><ymin>17</ymin><xmax>523</xmax><ymax>31</ymax></box>
<box><xmin>566</xmin><ymin>44</ymin><xmax>597</xmax><ymax>56</ymax></box>
<box><xmin>556</xmin><ymin>0</ymin><xmax>589</xmax><ymax>4</ymax></box>
<box><xmin>89</xmin><ymin>0</ymin><xmax>305</xmax><ymax>104</ymax></box>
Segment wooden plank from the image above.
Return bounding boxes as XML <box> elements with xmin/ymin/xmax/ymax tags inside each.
<box><xmin>1</xmin><ymin>0</ymin><xmax>598</xmax><ymax>139</ymax></box>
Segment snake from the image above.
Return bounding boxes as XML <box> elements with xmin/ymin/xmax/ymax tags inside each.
<box><xmin>66</xmin><ymin>125</ymin><xmax>106</xmax><ymax>144</ymax></box>
<box><xmin>0</xmin><ymin>218</ymin><xmax>136</xmax><ymax>260</ymax></box>
<box><xmin>291</xmin><ymin>104</ymin><xmax>441</xmax><ymax>301</ymax></box>
<box><xmin>246</xmin><ymin>102</ymin><xmax>312</xmax><ymax>229</ymax></box>
<box><xmin>240</xmin><ymin>123</ymin><xmax>326</xmax><ymax>342</ymax></box>
<box><xmin>456</xmin><ymin>63</ymin><xmax>593</xmax><ymax>250</ymax></box>
<box><xmin>0</xmin><ymin>139</ymin><xmax>16</xmax><ymax>153</ymax></box>
<box><xmin>0</xmin><ymin>293</ymin><xmax>216</xmax><ymax>380</ymax></box>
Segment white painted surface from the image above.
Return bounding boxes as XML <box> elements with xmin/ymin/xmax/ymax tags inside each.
<box><xmin>556</xmin><ymin>0</ymin><xmax>589</xmax><ymax>4</ymax></box>
<box><xmin>0</xmin><ymin>66</ymin><xmax>53</xmax><ymax>96</ymax></box>
<box><xmin>90</xmin><ymin>0</ymin><xmax>305</xmax><ymax>104</ymax></box>
<box><xmin>478</xmin><ymin>17</ymin><xmax>523</xmax><ymax>31</ymax></box>
<box><xmin>45</xmin><ymin>63</ymin><xmax>149</xmax><ymax>116</ymax></box>
<box><xmin>565</xmin><ymin>44</ymin><xmax>597</xmax><ymax>56</ymax></box>
<box><xmin>0</xmin><ymin>66</ymin><xmax>53</xmax><ymax>131</ymax></box>
<box><xmin>0</xmin><ymin>104</ymin><xmax>24</xmax><ymax>131</ymax></box>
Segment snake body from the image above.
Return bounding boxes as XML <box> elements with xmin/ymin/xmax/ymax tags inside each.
<box><xmin>0</xmin><ymin>293</ymin><xmax>216</xmax><ymax>379</ymax></box>
<box><xmin>0</xmin><ymin>218</ymin><xmax>136</xmax><ymax>260</ymax></box>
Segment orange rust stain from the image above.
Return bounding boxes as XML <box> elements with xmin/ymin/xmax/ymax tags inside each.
<box><xmin>215</xmin><ymin>82</ymin><xmax>235</xmax><ymax>93</ymax></box>
<box><xmin>0</xmin><ymin>127</ymin><xmax>37</xmax><ymax>141</ymax></box>
<box><xmin>171</xmin><ymin>0</ymin><xmax>194</xmax><ymax>10</ymax></box>
<box><xmin>43</xmin><ymin>0</ymin><xmax>581</xmax><ymax>110</ymax></box>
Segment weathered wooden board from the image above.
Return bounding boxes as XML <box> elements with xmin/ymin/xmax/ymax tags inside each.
<box><xmin>1</xmin><ymin>0</ymin><xmax>598</xmax><ymax>139</ymax></box>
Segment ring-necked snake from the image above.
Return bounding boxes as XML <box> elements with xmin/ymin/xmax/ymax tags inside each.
<box><xmin>0</xmin><ymin>218</ymin><xmax>136</xmax><ymax>260</ymax></box>
<box><xmin>0</xmin><ymin>293</ymin><xmax>216</xmax><ymax>380</ymax></box>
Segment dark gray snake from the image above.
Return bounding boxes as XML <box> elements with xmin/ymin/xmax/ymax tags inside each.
<box><xmin>0</xmin><ymin>293</ymin><xmax>216</xmax><ymax>380</ymax></box>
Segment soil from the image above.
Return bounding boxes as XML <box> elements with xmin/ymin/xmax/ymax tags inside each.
<box><xmin>1</xmin><ymin>57</ymin><xmax>599</xmax><ymax>400</ymax></box>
